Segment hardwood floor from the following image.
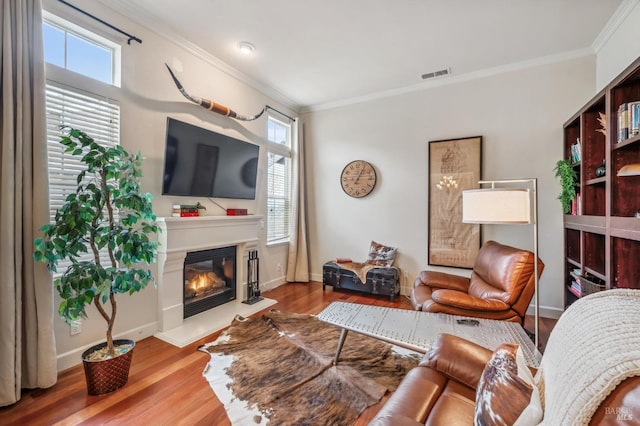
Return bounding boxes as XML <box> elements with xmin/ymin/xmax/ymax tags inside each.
<box><xmin>1</xmin><ymin>282</ymin><xmax>556</xmax><ymax>425</ymax></box>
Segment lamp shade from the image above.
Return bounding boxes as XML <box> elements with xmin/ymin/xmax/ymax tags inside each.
<box><xmin>462</xmin><ymin>188</ymin><xmax>531</xmax><ymax>224</ymax></box>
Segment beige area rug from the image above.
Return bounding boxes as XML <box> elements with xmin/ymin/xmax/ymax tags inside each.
<box><xmin>199</xmin><ymin>310</ymin><xmax>420</xmax><ymax>426</ymax></box>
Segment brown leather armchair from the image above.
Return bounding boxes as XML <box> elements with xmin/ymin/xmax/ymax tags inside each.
<box><xmin>411</xmin><ymin>241</ymin><xmax>544</xmax><ymax>324</ymax></box>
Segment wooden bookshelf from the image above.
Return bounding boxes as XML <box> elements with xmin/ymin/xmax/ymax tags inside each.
<box><xmin>563</xmin><ymin>56</ymin><xmax>640</xmax><ymax>307</ymax></box>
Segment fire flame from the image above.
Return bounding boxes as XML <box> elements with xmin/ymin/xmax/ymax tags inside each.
<box><xmin>187</xmin><ymin>272</ymin><xmax>225</xmax><ymax>296</ymax></box>
<box><xmin>189</xmin><ymin>274</ymin><xmax>209</xmax><ymax>294</ymax></box>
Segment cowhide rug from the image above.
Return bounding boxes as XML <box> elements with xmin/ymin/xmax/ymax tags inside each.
<box><xmin>199</xmin><ymin>309</ymin><xmax>420</xmax><ymax>426</ymax></box>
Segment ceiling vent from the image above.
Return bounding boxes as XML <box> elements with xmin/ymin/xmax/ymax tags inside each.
<box><xmin>421</xmin><ymin>68</ymin><xmax>451</xmax><ymax>80</ymax></box>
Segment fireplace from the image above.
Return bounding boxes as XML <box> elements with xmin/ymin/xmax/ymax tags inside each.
<box><xmin>183</xmin><ymin>246</ymin><xmax>236</xmax><ymax>318</ymax></box>
<box><xmin>156</xmin><ymin>215</ymin><xmax>277</xmax><ymax>342</ymax></box>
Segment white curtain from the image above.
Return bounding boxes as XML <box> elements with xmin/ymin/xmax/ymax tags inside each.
<box><xmin>0</xmin><ymin>0</ymin><xmax>57</xmax><ymax>406</ymax></box>
<box><xmin>286</xmin><ymin>119</ymin><xmax>310</xmax><ymax>282</ymax></box>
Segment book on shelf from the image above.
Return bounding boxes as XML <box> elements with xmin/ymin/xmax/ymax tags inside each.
<box><xmin>172</xmin><ymin>204</ymin><xmax>200</xmax><ymax>210</ymax></box>
<box><xmin>617</xmin><ymin>101</ymin><xmax>640</xmax><ymax>143</ymax></box>
<box><xmin>171</xmin><ymin>211</ymin><xmax>199</xmax><ymax>217</ymax></box>
<box><xmin>630</xmin><ymin>101</ymin><xmax>640</xmax><ymax>137</ymax></box>
<box><xmin>172</xmin><ymin>207</ymin><xmax>199</xmax><ymax>213</ymax></box>
<box><xmin>172</xmin><ymin>204</ymin><xmax>201</xmax><ymax>217</ymax></box>
<box><xmin>570</xmin><ymin>193</ymin><xmax>581</xmax><ymax>215</ymax></box>
<box><xmin>569</xmin><ymin>281</ymin><xmax>582</xmax><ymax>298</ymax></box>
<box><xmin>335</xmin><ymin>258</ymin><xmax>353</xmax><ymax>263</ymax></box>
<box><xmin>570</xmin><ymin>138</ymin><xmax>581</xmax><ymax>163</ymax></box>
<box><xmin>618</xmin><ymin>103</ymin><xmax>629</xmax><ymax>143</ymax></box>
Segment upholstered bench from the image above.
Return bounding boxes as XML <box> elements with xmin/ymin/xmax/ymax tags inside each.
<box><xmin>322</xmin><ymin>240</ymin><xmax>400</xmax><ymax>301</ymax></box>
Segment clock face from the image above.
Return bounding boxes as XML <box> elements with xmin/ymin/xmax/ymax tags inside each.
<box><xmin>340</xmin><ymin>160</ymin><xmax>377</xmax><ymax>198</ymax></box>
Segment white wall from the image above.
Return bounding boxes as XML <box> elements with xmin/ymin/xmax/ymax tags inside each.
<box><xmin>304</xmin><ymin>56</ymin><xmax>597</xmax><ymax>318</ymax></box>
<box><xmin>42</xmin><ymin>0</ymin><xmax>292</xmax><ymax>371</ymax></box>
<box><xmin>596</xmin><ymin>2</ymin><xmax>640</xmax><ymax>90</ymax></box>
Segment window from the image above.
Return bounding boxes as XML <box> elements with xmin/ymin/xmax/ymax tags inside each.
<box><xmin>43</xmin><ymin>17</ymin><xmax>121</xmax><ymax>272</ymax></box>
<box><xmin>267</xmin><ymin>117</ymin><xmax>292</xmax><ymax>244</ymax></box>
<box><xmin>43</xmin><ymin>14</ymin><xmax>120</xmax><ymax>86</ymax></box>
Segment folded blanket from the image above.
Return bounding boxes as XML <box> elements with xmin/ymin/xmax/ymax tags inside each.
<box><xmin>536</xmin><ymin>289</ymin><xmax>640</xmax><ymax>425</ymax></box>
<box><xmin>331</xmin><ymin>261</ymin><xmax>394</xmax><ymax>284</ymax></box>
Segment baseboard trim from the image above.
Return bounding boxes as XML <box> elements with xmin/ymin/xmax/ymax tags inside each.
<box><xmin>261</xmin><ymin>275</ymin><xmax>287</xmax><ymax>291</ymax></box>
<box><xmin>527</xmin><ymin>304</ymin><xmax>564</xmax><ymax>320</ymax></box>
<box><xmin>310</xmin><ymin>272</ymin><xmax>323</xmax><ymax>283</ymax></box>
<box><xmin>56</xmin><ymin>321</ymin><xmax>158</xmax><ymax>372</ymax></box>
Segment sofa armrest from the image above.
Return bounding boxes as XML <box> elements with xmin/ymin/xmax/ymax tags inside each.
<box><xmin>369</xmin><ymin>414</ymin><xmax>423</xmax><ymax>426</ymax></box>
<box><xmin>432</xmin><ymin>289</ymin><xmax>511</xmax><ymax>312</ymax></box>
<box><xmin>420</xmin><ymin>333</ymin><xmax>493</xmax><ymax>389</ymax></box>
<box><xmin>417</xmin><ymin>271</ymin><xmax>470</xmax><ymax>292</ymax></box>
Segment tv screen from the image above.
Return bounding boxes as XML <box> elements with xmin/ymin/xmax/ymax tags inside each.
<box><xmin>162</xmin><ymin>118</ymin><xmax>259</xmax><ymax>199</ymax></box>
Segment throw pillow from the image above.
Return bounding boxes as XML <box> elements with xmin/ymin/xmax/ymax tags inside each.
<box><xmin>365</xmin><ymin>241</ymin><xmax>397</xmax><ymax>267</ymax></box>
<box><xmin>474</xmin><ymin>343</ymin><xmax>542</xmax><ymax>426</ymax></box>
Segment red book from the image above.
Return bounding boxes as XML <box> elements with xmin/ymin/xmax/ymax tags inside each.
<box><xmin>336</xmin><ymin>258</ymin><xmax>352</xmax><ymax>263</ymax></box>
<box><xmin>227</xmin><ymin>208</ymin><xmax>248</xmax><ymax>216</ymax></box>
<box><xmin>172</xmin><ymin>211</ymin><xmax>199</xmax><ymax>217</ymax></box>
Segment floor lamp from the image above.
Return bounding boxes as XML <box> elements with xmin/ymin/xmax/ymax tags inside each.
<box><xmin>461</xmin><ymin>178</ymin><xmax>540</xmax><ymax>348</ymax></box>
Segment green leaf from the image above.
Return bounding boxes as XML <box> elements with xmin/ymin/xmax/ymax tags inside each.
<box><xmin>554</xmin><ymin>160</ymin><xmax>578</xmax><ymax>214</ymax></box>
<box><xmin>34</xmin><ymin>127</ymin><xmax>158</xmax><ymax>336</ymax></box>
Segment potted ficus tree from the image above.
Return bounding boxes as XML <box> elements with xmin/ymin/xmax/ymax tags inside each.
<box><xmin>34</xmin><ymin>128</ymin><xmax>159</xmax><ymax>395</ymax></box>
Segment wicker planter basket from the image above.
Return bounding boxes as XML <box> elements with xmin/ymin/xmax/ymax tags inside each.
<box><xmin>82</xmin><ymin>339</ymin><xmax>135</xmax><ymax>395</ymax></box>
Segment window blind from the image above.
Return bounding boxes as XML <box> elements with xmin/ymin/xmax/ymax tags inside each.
<box><xmin>45</xmin><ymin>82</ymin><xmax>120</xmax><ymax>271</ymax></box>
<box><xmin>266</xmin><ymin>115</ymin><xmax>292</xmax><ymax>244</ymax></box>
<box><xmin>267</xmin><ymin>153</ymin><xmax>291</xmax><ymax>243</ymax></box>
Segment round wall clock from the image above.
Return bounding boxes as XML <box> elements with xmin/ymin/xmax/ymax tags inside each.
<box><xmin>340</xmin><ymin>160</ymin><xmax>377</xmax><ymax>198</ymax></box>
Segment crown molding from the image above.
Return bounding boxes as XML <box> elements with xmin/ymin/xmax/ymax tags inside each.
<box><xmin>95</xmin><ymin>0</ymin><xmax>301</xmax><ymax>113</ymax></box>
<box><xmin>592</xmin><ymin>0</ymin><xmax>640</xmax><ymax>53</ymax></box>
<box><xmin>94</xmin><ymin>0</ymin><xmax>618</xmax><ymax>115</ymax></box>
<box><xmin>302</xmin><ymin>48</ymin><xmax>595</xmax><ymax>113</ymax></box>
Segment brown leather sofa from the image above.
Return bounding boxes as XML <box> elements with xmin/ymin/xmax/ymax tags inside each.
<box><xmin>371</xmin><ymin>289</ymin><xmax>640</xmax><ymax>425</ymax></box>
<box><xmin>411</xmin><ymin>241</ymin><xmax>544</xmax><ymax>324</ymax></box>
<box><xmin>369</xmin><ymin>334</ymin><xmax>640</xmax><ymax>426</ymax></box>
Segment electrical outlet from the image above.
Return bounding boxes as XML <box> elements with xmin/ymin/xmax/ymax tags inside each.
<box><xmin>276</xmin><ymin>263</ymin><xmax>282</xmax><ymax>273</ymax></box>
<box><xmin>70</xmin><ymin>319</ymin><xmax>81</xmax><ymax>335</ymax></box>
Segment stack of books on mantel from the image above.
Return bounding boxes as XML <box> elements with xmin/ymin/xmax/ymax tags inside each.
<box><xmin>172</xmin><ymin>204</ymin><xmax>200</xmax><ymax>217</ymax></box>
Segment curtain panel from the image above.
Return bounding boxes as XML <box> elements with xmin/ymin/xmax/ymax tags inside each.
<box><xmin>286</xmin><ymin>119</ymin><xmax>310</xmax><ymax>282</ymax></box>
<box><xmin>0</xmin><ymin>0</ymin><xmax>57</xmax><ymax>406</ymax></box>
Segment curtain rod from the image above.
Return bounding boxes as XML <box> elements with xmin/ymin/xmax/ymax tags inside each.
<box><xmin>265</xmin><ymin>105</ymin><xmax>296</xmax><ymax>122</ymax></box>
<box><xmin>57</xmin><ymin>0</ymin><xmax>142</xmax><ymax>45</ymax></box>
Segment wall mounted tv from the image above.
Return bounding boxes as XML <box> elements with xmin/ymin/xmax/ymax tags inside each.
<box><xmin>162</xmin><ymin>118</ymin><xmax>259</xmax><ymax>199</ymax></box>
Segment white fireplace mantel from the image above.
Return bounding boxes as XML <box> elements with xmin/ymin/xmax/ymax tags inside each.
<box><xmin>155</xmin><ymin>215</ymin><xmax>264</xmax><ymax>334</ymax></box>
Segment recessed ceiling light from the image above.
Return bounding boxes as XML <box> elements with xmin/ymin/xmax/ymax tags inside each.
<box><xmin>238</xmin><ymin>41</ymin><xmax>255</xmax><ymax>55</ymax></box>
